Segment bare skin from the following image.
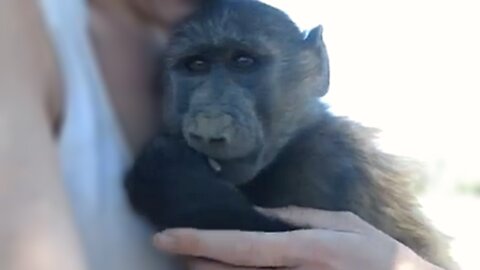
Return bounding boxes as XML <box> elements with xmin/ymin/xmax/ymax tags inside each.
<box><xmin>0</xmin><ymin>0</ymin><xmax>193</xmax><ymax>269</ymax></box>
<box><xmin>154</xmin><ymin>207</ymin><xmax>445</xmax><ymax>270</ymax></box>
<box><xmin>90</xmin><ymin>0</ymin><xmax>197</xmax><ymax>152</ymax></box>
<box><xmin>0</xmin><ymin>1</ymin><xmax>86</xmax><ymax>269</ymax></box>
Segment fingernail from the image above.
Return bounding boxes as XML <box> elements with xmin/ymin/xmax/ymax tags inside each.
<box><xmin>153</xmin><ymin>233</ymin><xmax>177</xmax><ymax>249</ymax></box>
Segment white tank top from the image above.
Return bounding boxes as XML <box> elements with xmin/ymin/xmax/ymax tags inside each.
<box><xmin>39</xmin><ymin>0</ymin><xmax>173</xmax><ymax>269</ymax></box>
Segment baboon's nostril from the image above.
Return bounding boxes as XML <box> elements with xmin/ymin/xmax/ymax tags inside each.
<box><xmin>188</xmin><ymin>132</ymin><xmax>228</xmax><ymax>145</ymax></box>
<box><xmin>208</xmin><ymin>137</ymin><xmax>228</xmax><ymax>145</ymax></box>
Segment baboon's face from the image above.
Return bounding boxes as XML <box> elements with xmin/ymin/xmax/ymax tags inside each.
<box><xmin>162</xmin><ymin>1</ymin><xmax>329</xmax><ymax>184</ymax></box>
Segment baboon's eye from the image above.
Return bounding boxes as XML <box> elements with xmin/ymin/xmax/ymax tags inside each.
<box><xmin>232</xmin><ymin>53</ymin><xmax>256</xmax><ymax>70</ymax></box>
<box><xmin>184</xmin><ymin>56</ymin><xmax>210</xmax><ymax>73</ymax></box>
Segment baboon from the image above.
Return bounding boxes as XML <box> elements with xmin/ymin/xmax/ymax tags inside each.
<box><xmin>125</xmin><ymin>0</ymin><xmax>457</xmax><ymax>268</ymax></box>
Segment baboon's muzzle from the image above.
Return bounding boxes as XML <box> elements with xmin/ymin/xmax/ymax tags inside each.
<box><xmin>183</xmin><ymin>108</ymin><xmax>259</xmax><ymax>160</ymax></box>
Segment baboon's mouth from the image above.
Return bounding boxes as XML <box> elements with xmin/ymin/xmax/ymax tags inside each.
<box><xmin>203</xmin><ymin>147</ymin><xmax>264</xmax><ymax>185</ymax></box>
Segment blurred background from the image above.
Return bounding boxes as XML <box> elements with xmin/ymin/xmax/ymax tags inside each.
<box><xmin>262</xmin><ymin>0</ymin><xmax>480</xmax><ymax>269</ymax></box>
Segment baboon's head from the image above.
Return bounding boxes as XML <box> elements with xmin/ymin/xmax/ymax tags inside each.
<box><xmin>162</xmin><ymin>0</ymin><xmax>330</xmax><ymax>184</ymax></box>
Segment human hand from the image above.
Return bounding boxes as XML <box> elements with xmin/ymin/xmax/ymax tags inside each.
<box><xmin>153</xmin><ymin>207</ymin><xmax>443</xmax><ymax>270</ymax></box>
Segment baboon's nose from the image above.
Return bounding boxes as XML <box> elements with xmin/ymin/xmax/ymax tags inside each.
<box><xmin>185</xmin><ymin>111</ymin><xmax>234</xmax><ymax>149</ymax></box>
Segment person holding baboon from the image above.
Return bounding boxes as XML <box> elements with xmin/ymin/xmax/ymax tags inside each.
<box><xmin>0</xmin><ymin>0</ymin><xmax>453</xmax><ymax>269</ymax></box>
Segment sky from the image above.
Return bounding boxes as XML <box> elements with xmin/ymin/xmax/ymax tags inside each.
<box><xmin>262</xmin><ymin>0</ymin><xmax>480</xmax><ymax>187</ymax></box>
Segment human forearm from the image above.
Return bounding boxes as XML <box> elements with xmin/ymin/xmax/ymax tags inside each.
<box><xmin>0</xmin><ymin>94</ymin><xmax>86</xmax><ymax>270</ymax></box>
<box><xmin>0</xmin><ymin>1</ymin><xmax>86</xmax><ymax>269</ymax></box>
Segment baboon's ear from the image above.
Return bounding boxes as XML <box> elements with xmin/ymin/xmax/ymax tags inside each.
<box><xmin>305</xmin><ymin>25</ymin><xmax>330</xmax><ymax>97</ymax></box>
<box><xmin>305</xmin><ymin>25</ymin><xmax>324</xmax><ymax>46</ymax></box>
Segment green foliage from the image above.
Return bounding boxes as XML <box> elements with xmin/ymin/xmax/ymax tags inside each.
<box><xmin>456</xmin><ymin>181</ymin><xmax>480</xmax><ymax>196</ymax></box>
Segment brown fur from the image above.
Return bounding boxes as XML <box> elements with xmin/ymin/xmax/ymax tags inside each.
<box><xmin>241</xmin><ymin>114</ymin><xmax>457</xmax><ymax>269</ymax></box>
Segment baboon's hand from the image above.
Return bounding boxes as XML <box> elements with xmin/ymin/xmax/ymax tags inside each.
<box><xmin>126</xmin><ymin>134</ymin><xmax>295</xmax><ymax>232</ymax></box>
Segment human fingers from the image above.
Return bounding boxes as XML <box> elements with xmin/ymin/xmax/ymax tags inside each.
<box><xmin>256</xmin><ymin>206</ymin><xmax>371</xmax><ymax>233</ymax></box>
<box><xmin>154</xmin><ymin>228</ymin><xmax>301</xmax><ymax>267</ymax></box>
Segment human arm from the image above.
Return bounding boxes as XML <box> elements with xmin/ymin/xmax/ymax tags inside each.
<box><xmin>153</xmin><ymin>207</ymin><xmax>445</xmax><ymax>270</ymax></box>
<box><xmin>0</xmin><ymin>1</ymin><xmax>87</xmax><ymax>269</ymax></box>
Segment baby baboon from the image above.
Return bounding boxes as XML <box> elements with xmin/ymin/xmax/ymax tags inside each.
<box><xmin>125</xmin><ymin>0</ymin><xmax>457</xmax><ymax>268</ymax></box>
